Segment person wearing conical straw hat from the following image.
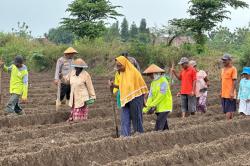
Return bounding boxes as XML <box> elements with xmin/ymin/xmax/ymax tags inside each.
<box><xmin>61</xmin><ymin>58</ymin><xmax>96</xmax><ymax>121</ymax></box>
<box><xmin>54</xmin><ymin>47</ymin><xmax>78</xmax><ymax>105</ymax></box>
<box><xmin>143</xmin><ymin>64</ymin><xmax>173</xmax><ymax>131</ymax></box>
<box><xmin>109</xmin><ymin>56</ymin><xmax>148</xmax><ymax>137</ymax></box>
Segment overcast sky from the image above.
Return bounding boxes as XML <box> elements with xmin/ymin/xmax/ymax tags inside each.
<box><xmin>0</xmin><ymin>0</ymin><xmax>250</xmax><ymax>37</ymax></box>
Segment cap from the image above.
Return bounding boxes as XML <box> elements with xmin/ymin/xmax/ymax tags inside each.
<box><xmin>189</xmin><ymin>60</ymin><xmax>197</xmax><ymax>67</ymax></box>
<box><xmin>221</xmin><ymin>53</ymin><xmax>232</xmax><ymax>61</ymax></box>
<box><xmin>178</xmin><ymin>57</ymin><xmax>189</xmax><ymax>65</ymax></box>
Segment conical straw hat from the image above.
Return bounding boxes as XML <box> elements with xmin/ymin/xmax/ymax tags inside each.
<box><xmin>64</xmin><ymin>47</ymin><xmax>78</xmax><ymax>54</ymax></box>
<box><xmin>143</xmin><ymin>64</ymin><xmax>165</xmax><ymax>74</ymax></box>
<box><xmin>72</xmin><ymin>58</ymin><xmax>88</xmax><ymax>68</ymax></box>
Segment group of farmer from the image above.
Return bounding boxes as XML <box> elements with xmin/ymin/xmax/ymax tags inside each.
<box><xmin>0</xmin><ymin>48</ymin><xmax>250</xmax><ymax>137</ymax></box>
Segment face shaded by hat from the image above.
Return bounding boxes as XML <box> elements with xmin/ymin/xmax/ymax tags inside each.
<box><xmin>14</xmin><ymin>55</ymin><xmax>24</xmax><ymax>68</ymax></box>
<box><xmin>221</xmin><ymin>53</ymin><xmax>232</xmax><ymax>61</ymax></box>
<box><xmin>64</xmin><ymin>47</ymin><xmax>78</xmax><ymax>59</ymax></box>
<box><xmin>178</xmin><ymin>57</ymin><xmax>189</xmax><ymax>69</ymax></box>
<box><xmin>189</xmin><ymin>60</ymin><xmax>197</xmax><ymax>67</ymax></box>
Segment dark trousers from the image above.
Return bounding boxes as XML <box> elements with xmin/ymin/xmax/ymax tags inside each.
<box><xmin>5</xmin><ymin>94</ymin><xmax>22</xmax><ymax>114</ymax></box>
<box><xmin>155</xmin><ymin>112</ymin><xmax>169</xmax><ymax>131</ymax></box>
<box><xmin>121</xmin><ymin>95</ymin><xmax>144</xmax><ymax>136</ymax></box>
<box><xmin>60</xmin><ymin>83</ymin><xmax>71</xmax><ymax>101</ymax></box>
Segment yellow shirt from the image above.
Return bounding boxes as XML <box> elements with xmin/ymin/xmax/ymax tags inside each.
<box><xmin>113</xmin><ymin>72</ymin><xmax>120</xmax><ymax>94</ymax></box>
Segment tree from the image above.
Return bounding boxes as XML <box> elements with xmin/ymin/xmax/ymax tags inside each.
<box><xmin>121</xmin><ymin>18</ymin><xmax>129</xmax><ymax>42</ymax></box>
<box><xmin>12</xmin><ymin>22</ymin><xmax>32</xmax><ymax>38</ymax></box>
<box><xmin>139</xmin><ymin>18</ymin><xmax>148</xmax><ymax>33</ymax></box>
<box><xmin>129</xmin><ymin>22</ymin><xmax>138</xmax><ymax>39</ymax></box>
<box><xmin>170</xmin><ymin>0</ymin><xmax>248</xmax><ymax>53</ymax></box>
<box><xmin>47</xmin><ymin>26</ymin><xmax>75</xmax><ymax>44</ymax></box>
<box><xmin>104</xmin><ymin>21</ymin><xmax>120</xmax><ymax>41</ymax></box>
<box><xmin>62</xmin><ymin>0</ymin><xmax>121</xmax><ymax>39</ymax></box>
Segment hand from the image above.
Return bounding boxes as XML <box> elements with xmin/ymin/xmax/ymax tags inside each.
<box><xmin>177</xmin><ymin>92</ymin><xmax>180</xmax><ymax>97</ymax></box>
<box><xmin>54</xmin><ymin>80</ymin><xmax>59</xmax><ymax>86</ymax></box>
<box><xmin>148</xmin><ymin>107</ymin><xmax>156</xmax><ymax>114</ymax></box>
<box><xmin>190</xmin><ymin>91</ymin><xmax>195</xmax><ymax>96</ymax></box>
<box><xmin>237</xmin><ymin>99</ymin><xmax>240</xmax><ymax>104</ymax></box>
<box><xmin>59</xmin><ymin>73</ymin><xmax>63</xmax><ymax>79</ymax></box>
<box><xmin>218</xmin><ymin>92</ymin><xmax>221</xmax><ymax>98</ymax></box>
<box><xmin>21</xmin><ymin>99</ymin><xmax>27</xmax><ymax>104</ymax></box>
<box><xmin>247</xmin><ymin>99</ymin><xmax>250</xmax><ymax>103</ymax></box>
<box><xmin>170</xmin><ymin>68</ymin><xmax>176</xmax><ymax>73</ymax></box>
<box><xmin>230</xmin><ymin>91</ymin><xmax>234</xmax><ymax>99</ymax></box>
<box><xmin>108</xmin><ymin>80</ymin><xmax>116</xmax><ymax>89</ymax></box>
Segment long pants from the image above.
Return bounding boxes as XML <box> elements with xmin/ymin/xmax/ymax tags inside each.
<box><xmin>181</xmin><ymin>94</ymin><xmax>197</xmax><ymax>113</ymax></box>
<box><xmin>155</xmin><ymin>112</ymin><xmax>169</xmax><ymax>131</ymax></box>
<box><xmin>60</xmin><ymin>83</ymin><xmax>71</xmax><ymax>101</ymax></box>
<box><xmin>5</xmin><ymin>94</ymin><xmax>22</xmax><ymax>114</ymax></box>
<box><xmin>121</xmin><ymin>95</ymin><xmax>144</xmax><ymax>136</ymax></box>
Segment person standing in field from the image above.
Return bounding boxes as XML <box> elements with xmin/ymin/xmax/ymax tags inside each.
<box><xmin>54</xmin><ymin>47</ymin><xmax>77</xmax><ymax>105</ymax></box>
<box><xmin>109</xmin><ymin>56</ymin><xmax>148</xmax><ymax>137</ymax></box>
<box><xmin>61</xmin><ymin>58</ymin><xmax>96</xmax><ymax>121</ymax></box>
<box><xmin>237</xmin><ymin>67</ymin><xmax>250</xmax><ymax>116</ymax></box>
<box><xmin>172</xmin><ymin>57</ymin><xmax>197</xmax><ymax>118</ymax></box>
<box><xmin>0</xmin><ymin>55</ymin><xmax>28</xmax><ymax>116</ymax></box>
<box><xmin>189</xmin><ymin>60</ymin><xmax>209</xmax><ymax>114</ymax></box>
<box><xmin>220</xmin><ymin>54</ymin><xmax>237</xmax><ymax>120</ymax></box>
<box><xmin>143</xmin><ymin>64</ymin><xmax>173</xmax><ymax>131</ymax></box>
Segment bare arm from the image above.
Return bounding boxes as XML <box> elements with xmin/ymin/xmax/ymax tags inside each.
<box><xmin>172</xmin><ymin>70</ymin><xmax>181</xmax><ymax>80</ymax></box>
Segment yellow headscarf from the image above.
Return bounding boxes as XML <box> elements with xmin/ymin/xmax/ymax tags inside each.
<box><xmin>116</xmin><ymin>56</ymin><xmax>148</xmax><ymax>107</ymax></box>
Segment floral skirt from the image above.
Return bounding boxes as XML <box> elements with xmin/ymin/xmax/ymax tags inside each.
<box><xmin>68</xmin><ymin>106</ymin><xmax>89</xmax><ymax>121</ymax></box>
<box><xmin>197</xmin><ymin>92</ymin><xmax>207</xmax><ymax>113</ymax></box>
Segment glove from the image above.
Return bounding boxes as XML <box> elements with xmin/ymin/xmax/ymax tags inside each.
<box><xmin>85</xmin><ymin>98</ymin><xmax>95</xmax><ymax>106</ymax></box>
<box><xmin>148</xmin><ymin>107</ymin><xmax>156</xmax><ymax>114</ymax></box>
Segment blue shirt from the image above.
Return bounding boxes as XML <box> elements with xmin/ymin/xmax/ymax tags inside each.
<box><xmin>238</xmin><ymin>78</ymin><xmax>250</xmax><ymax>100</ymax></box>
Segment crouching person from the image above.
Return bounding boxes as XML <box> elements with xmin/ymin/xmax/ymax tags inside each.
<box><xmin>143</xmin><ymin>64</ymin><xmax>173</xmax><ymax>131</ymax></box>
<box><xmin>0</xmin><ymin>55</ymin><xmax>28</xmax><ymax>116</ymax></box>
<box><xmin>62</xmin><ymin>58</ymin><xmax>96</xmax><ymax>122</ymax></box>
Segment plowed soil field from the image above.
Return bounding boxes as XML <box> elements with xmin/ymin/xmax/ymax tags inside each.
<box><xmin>0</xmin><ymin>72</ymin><xmax>249</xmax><ymax>166</ymax></box>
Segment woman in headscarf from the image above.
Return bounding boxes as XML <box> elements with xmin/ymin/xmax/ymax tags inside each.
<box><xmin>62</xmin><ymin>58</ymin><xmax>96</xmax><ymax>122</ymax></box>
<box><xmin>143</xmin><ymin>64</ymin><xmax>173</xmax><ymax>131</ymax></box>
<box><xmin>109</xmin><ymin>56</ymin><xmax>148</xmax><ymax>137</ymax></box>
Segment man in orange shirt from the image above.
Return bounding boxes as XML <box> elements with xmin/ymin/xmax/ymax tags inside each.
<box><xmin>220</xmin><ymin>54</ymin><xmax>237</xmax><ymax>120</ymax></box>
<box><xmin>172</xmin><ymin>57</ymin><xmax>197</xmax><ymax>118</ymax></box>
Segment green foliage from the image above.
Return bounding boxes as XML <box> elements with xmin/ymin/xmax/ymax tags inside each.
<box><xmin>129</xmin><ymin>22</ymin><xmax>139</xmax><ymax>39</ymax></box>
<box><xmin>170</xmin><ymin>0</ymin><xmax>249</xmax><ymax>52</ymax></box>
<box><xmin>103</xmin><ymin>21</ymin><xmax>120</xmax><ymax>42</ymax></box>
<box><xmin>128</xmin><ymin>40</ymin><xmax>195</xmax><ymax>69</ymax></box>
<box><xmin>46</xmin><ymin>26</ymin><xmax>75</xmax><ymax>44</ymax></box>
<box><xmin>121</xmin><ymin>18</ymin><xmax>129</xmax><ymax>42</ymax></box>
<box><xmin>62</xmin><ymin>0</ymin><xmax>121</xmax><ymax>39</ymax></box>
<box><xmin>30</xmin><ymin>52</ymin><xmax>50</xmax><ymax>72</ymax></box>
<box><xmin>239</xmin><ymin>33</ymin><xmax>250</xmax><ymax>67</ymax></box>
<box><xmin>139</xmin><ymin>18</ymin><xmax>148</xmax><ymax>33</ymax></box>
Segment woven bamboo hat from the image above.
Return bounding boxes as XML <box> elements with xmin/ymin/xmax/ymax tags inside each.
<box><xmin>143</xmin><ymin>64</ymin><xmax>165</xmax><ymax>74</ymax></box>
<box><xmin>64</xmin><ymin>47</ymin><xmax>78</xmax><ymax>54</ymax></box>
<box><xmin>72</xmin><ymin>58</ymin><xmax>88</xmax><ymax>68</ymax></box>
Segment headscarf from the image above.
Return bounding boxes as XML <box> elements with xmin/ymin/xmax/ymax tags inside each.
<box><xmin>116</xmin><ymin>56</ymin><xmax>148</xmax><ymax>107</ymax></box>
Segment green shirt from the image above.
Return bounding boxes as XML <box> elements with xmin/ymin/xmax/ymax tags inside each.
<box><xmin>4</xmin><ymin>64</ymin><xmax>28</xmax><ymax>99</ymax></box>
<box><xmin>143</xmin><ymin>76</ymin><xmax>172</xmax><ymax>113</ymax></box>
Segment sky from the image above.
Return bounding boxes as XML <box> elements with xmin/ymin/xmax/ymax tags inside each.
<box><xmin>0</xmin><ymin>0</ymin><xmax>250</xmax><ymax>37</ymax></box>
